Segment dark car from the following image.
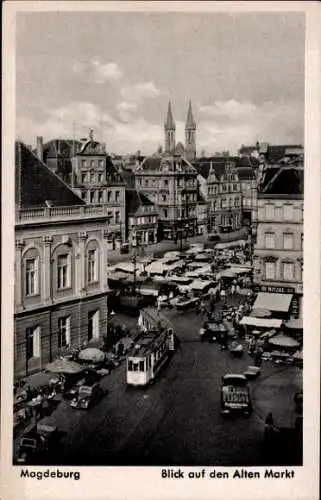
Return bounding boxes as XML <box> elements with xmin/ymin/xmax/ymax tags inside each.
<box><xmin>71</xmin><ymin>382</ymin><xmax>106</xmax><ymax>409</ymax></box>
<box><xmin>16</xmin><ymin>424</ymin><xmax>59</xmax><ymax>464</ymax></box>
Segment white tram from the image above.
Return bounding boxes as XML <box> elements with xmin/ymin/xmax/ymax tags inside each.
<box><xmin>126</xmin><ymin>309</ymin><xmax>175</xmax><ymax>386</ymax></box>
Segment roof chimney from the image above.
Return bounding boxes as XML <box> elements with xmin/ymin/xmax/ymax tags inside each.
<box><xmin>36</xmin><ymin>136</ymin><xmax>44</xmax><ymax>162</ymax></box>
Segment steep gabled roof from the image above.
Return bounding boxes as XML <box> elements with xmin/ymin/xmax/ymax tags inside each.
<box><xmin>15</xmin><ymin>141</ymin><xmax>85</xmax><ymax>209</ymax></box>
<box><xmin>260</xmin><ymin>165</ymin><xmax>304</xmax><ymax>197</ymax></box>
<box><xmin>126</xmin><ymin>189</ymin><xmax>156</xmax><ymax>215</ymax></box>
<box><xmin>236</xmin><ymin>166</ymin><xmax>256</xmax><ymax>181</ymax></box>
<box><xmin>121</xmin><ymin>170</ymin><xmax>136</xmax><ymax>188</ymax></box>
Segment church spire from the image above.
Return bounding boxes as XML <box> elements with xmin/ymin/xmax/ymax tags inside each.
<box><xmin>164</xmin><ymin>100</ymin><xmax>176</xmax><ymax>153</ymax></box>
<box><xmin>185</xmin><ymin>100</ymin><xmax>196</xmax><ymax>129</ymax></box>
<box><xmin>185</xmin><ymin>100</ymin><xmax>196</xmax><ymax>161</ymax></box>
<box><xmin>165</xmin><ymin>100</ymin><xmax>175</xmax><ymax>130</ymax></box>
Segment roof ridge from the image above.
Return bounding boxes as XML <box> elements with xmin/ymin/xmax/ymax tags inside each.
<box><xmin>21</xmin><ymin>141</ymin><xmax>84</xmax><ymax>202</ymax></box>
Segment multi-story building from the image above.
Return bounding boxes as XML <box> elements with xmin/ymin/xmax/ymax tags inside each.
<box><xmin>253</xmin><ymin>160</ymin><xmax>304</xmax><ymax>318</ymax></box>
<box><xmin>135</xmin><ymin>154</ymin><xmax>198</xmax><ymax>240</ymax></box>
<box><xmin>135</xmin><ymin>103</ymin><xmax>199</xmax><ymax>240</ymax></box>
<box><xmin>126</xmin><ymin>189</ymin><xmax>159</xmax><ymax>246</ymax></box>
<box><xmin>237</xmin><ymin>166</ymin><xmax>258</xmax><ymax>227</ymax></box>
<box><xmin>71</xmin><ymin>131</ymin><xmax>126</xmax><ymax>250</ymax></box>
<box><xmin>194</xmin><ymin>158</ymin><xmax>242</xmax><ymax>233</ymax></box>
<box><xmin>15</xmin><ymin>142</ymin><xmax>110</xmax><ymax>376</ymax></box>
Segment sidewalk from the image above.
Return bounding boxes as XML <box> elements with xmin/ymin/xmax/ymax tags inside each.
<box><xmin>108</xmin><ymin>227</ymin><xmax>249</xmax><ymax>265</ymax></box>
<box><xmin>252</xmin><ymin>364</ymin><xmax>302</xmax><ymax>428</ymax></box>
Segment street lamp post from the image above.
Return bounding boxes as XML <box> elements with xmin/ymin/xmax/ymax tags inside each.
<box><xmin>132</xmin><ymin>252</ymin><xmax>137</xmax><ymax>295</ymax></box>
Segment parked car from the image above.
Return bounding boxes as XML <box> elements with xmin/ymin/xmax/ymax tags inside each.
<box><xmin>71</xmin><ymin>383</ymin><xmax>106</xmax><ymax>410</ymax></box>
<box><xmin>16</xmin><ymin>423</ymin><xmax>59</xmax><ymax>465</ymax></box>
<box><xmin>220</xmin><ymin>374</ymin><xmax>252</xmax><ymax>417</ymax></box>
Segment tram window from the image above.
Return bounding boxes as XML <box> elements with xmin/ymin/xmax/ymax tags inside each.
<box><xmin>133</xmin><ymin>363</ymin><xmax>139</xmax><ymax>372</ymax></box>
<box><xmin>128</xmin><ymin>360</ymin><xmax>133</xmax><ymax>371</ymax></box>
<box><xmin>139</xmin><ymin>361</ymin><xmax>145</xmax><ymax>371</ymax></box>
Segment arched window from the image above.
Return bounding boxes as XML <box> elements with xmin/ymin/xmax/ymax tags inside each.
<box><xmin>23</xmin><ymin>248</ymin><xmax>40</xmax><ymax>297</ymax></box>
<box><xmin>86</xmin><ymin>240</ymin><xmax>100</xmax><ymax>284</ymax></box>
<box><xmin>53</xmin><ymin>244</ymin><xmax>72</xmax><ymax>291</ymax></box>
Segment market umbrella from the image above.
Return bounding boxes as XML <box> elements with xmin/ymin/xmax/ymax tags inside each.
<box><xmin>268</xmin><ymin>335</ymin><xmax>299</xmax><ymax>349</ymax></box>
<box><xmin>25</xmin><ymin>371</ymin><xmax>59</xmax><ymax>389</ymax></box>
<box><xmin>45</xmin><ymin>359</ymin><xmax>84</xmax><ymax>375</ymax></box>
<box><xmin>78</xmin><ymin>348</ymin><xmax>105</xmax><ymax>363</ymax></box>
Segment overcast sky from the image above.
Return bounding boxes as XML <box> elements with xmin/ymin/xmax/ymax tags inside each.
<box><xmin>16</xmin><ymin>11</ymin><xmax>304</xmax><ymax>155</ymax></box>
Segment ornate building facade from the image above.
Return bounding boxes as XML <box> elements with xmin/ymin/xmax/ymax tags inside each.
<box><xmin>195</xmin><ymin>158</ymin><xmax>242</xmax><ymax>233</ymax></box>
<box><xmin>71</xmin><ymin>131</ymin><xmax>126</xmax><ymax>250</ymax></box>
<box><xmin>15</xmin><ymin>142</ymin><xmax>110</xmax><ymax>376</ymax></box>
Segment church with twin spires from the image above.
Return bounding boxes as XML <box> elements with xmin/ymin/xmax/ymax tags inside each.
<box><xmin>164</xmin><ymin>100</ymin><xmax>197</xmax><ymax>161</ymax></box>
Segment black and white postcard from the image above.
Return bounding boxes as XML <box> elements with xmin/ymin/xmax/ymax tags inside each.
<box><xmin>1</xmin><ymin>2</ymin><xmax>320</xmax><ymax>500</ymax></box>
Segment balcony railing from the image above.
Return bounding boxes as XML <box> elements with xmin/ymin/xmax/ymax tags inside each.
<box><xmin>16</xmin><ymin>204</ymin><xmax>111</xmax><ymax>224</ymax></box>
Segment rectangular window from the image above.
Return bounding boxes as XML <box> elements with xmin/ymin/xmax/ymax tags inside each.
<box><xmin>90</xmin><ymin>173</ymin><xmax>95</xmax><ymax>183</ymax></box>
<box><xmin>98</xmin><ymin>190</ymin><xmax>104</xmax><ymax>203</ymax></box>
<box><xmin>98</xmin><ymin>173</ymin><xmax>103</xmax><ymax>183</ymax></box>
<box><xmin>26</xmin><ymin>326</ymin><xmax>40</xmax><ymax>360</ymax></box>
<box><xmin>58</xmin><ymin>317</ymin><xmax>70</xmax><ymax>349</ymax></box>
<box><xmin>107</xmin><ymin>191</ymin><xmax>112</xmax><ymax>202</ymax></box>
<box><xmin>128</xmin><ymin>360</ymin><xmax>133</xmax><ymax>371</ymax></box>
<box><xmin>81</xmin><ymin>173</ymin><xmax>87</xmax><ymax>183</ymax></box>
<box><xmin>81</xmin><ymin>191</ymin><xmax>87</xmax><ymax>201</ymax></box>
<box><xmin>88</xmin><ymin>249</ymin><xmax>98</xmax><ymax>283</ymax></box>
<box><xmin>88</xmin><ymin>310</ymin><xmax>100</xmax><ymax>341</ymax></box>
<box><xmin>283</xmin><ymin>233</ymin><xmax>294</xmax><ymax>250</ymax></box>
<box><xmin>265</xmin><ymin>204</ymin><xmax>275</xmax><ymax>220</ymax></box>
<box><xmin>139</xmin><ymin>361</ymin><xmax>145</xmax><ymax>372</ymax></box>
<box><xmin>25</xmin><ymin>258</ymin><xmax>38</xmax><ymax>296</ymax></box>
<box><xmin>265</xmin><ymin>233</ymin><xmax>275</xmax><ymax>249</ymax></box>
<box><xmin>90</xmin><ymin>191</ymin><xmax>95</xmax><ymax>203</ymax></box>
<box><xmin>283</xmin><ymin>262</ymin><xmax>295</xmax><ymax>281</ymax></box>
<box><xmin>115</xmin><ymin>211</ymin><xmax>120</xmax><ymax>224</ymax></box>
<box><xmin>283</xmin><ymin>205</ymin><xmax>293</xmax><ymax>221</ymax></box>
<box><xmin>57</xmin><ymin>254</ymin><xmax>71</xmax><ymax>289</ymax></box>
<box><xmin>107</xmin><ymin>211</ymin><xmax>113</xmax><ymax>222</ymax></box>
<box><xmin>162</xmin><ymin>195</ymin><xmax>167</xmax><ymax>202</ymax></box>
<box><xmin>164</xmin><ymin>180</ymin><xmax>168</xmax><ymax>187</ymax></box>
<box><xmin>264</xmin><ymin>262</ymin><xmax>275</xmax><ymax>280</ymax></box>
<box><xmin>115</xmin><ymin>191</ymin><xmax>120</xmax><ymax>203</ymax></box>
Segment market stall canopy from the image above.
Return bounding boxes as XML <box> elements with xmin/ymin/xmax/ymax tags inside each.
<box><xmin>269</xmin><ymin>335</ymin><xmax>300</xmax><ymax>348</ymax></box>
<box><xmin>259</xmin><ymin>329</ymin><xmax>277</xmax><ymax>339</ymax></box>
<box><xmin>239</xmin><ymin>316</ymin><xmax>283</xmax><ymax>329</ymax></box>
<box><xmin>217</xmin><ymin>270</ymin><xmax>237</xmax><ymax>279</ymax></box>
<box><xmin>285</xmin><ymin>318</ymin><xmax>303</xmax><ymax>330</ymax></box>
<box><xmin>78</xmin><ymin>348</ymin><xmax>106</xmax><ymax>363</ymax></box>
<box><xmin>250</xmin><ymin>308</ymin><xmax>272</xmax><ymax>318</ymax></box>
<box><xmin>45</xmin><ymin>359</ymin><xmax>84</xmax><ymax>374</ymax></box>
<box><xmin>215</xmin><ymin>239</ymin><xmax>247</xmax><ymax>249</ymax></box>
<box><xmin>228</xmin><ymin>267</ymin><xmax>252</xmax><ymax>275</ymax></box>
<box><xmin>252</xmin><ymin>292</ymin><xmax>293</xmax><ymax>313</ymax></box>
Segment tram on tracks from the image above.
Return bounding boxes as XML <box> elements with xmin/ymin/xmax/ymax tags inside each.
<box><xmin>126</xmin><ymin>308</ymin><xmax>175</xmax><ymax>386</ymax></box>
